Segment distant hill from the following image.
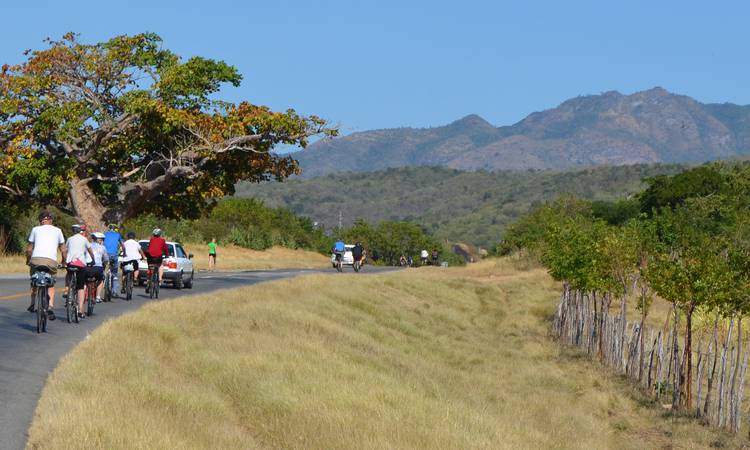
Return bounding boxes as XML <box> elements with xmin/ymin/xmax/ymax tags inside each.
<box><xmin>239</xmin><ymin>164</ymin><xmax>685</xmax><ymax>248</ymax></box>
<box><xmin>292</xmin><ymin>88</ymin><xmax>750</xmax><ymax>177</ymax></box>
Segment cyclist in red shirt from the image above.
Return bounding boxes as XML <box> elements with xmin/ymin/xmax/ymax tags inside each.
<box><xmin>146</xmin><ymin>228</ymin><xmax>168</xmax><ymax>292</ymax></box>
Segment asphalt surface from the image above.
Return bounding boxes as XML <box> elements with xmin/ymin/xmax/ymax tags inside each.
<box><xmin>0</xmin><ymin>266</ymin><xmax>390</xmax><ymax>450</ymax></box>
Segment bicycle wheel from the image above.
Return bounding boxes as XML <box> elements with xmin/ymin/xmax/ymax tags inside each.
<box><xmin>73</xmin><ymin>291</ymin><xmax>79</xmax><ymax>323</ymax></box>
<box><xmin>41</xmin><ymin>289</ymin><xmax>48</xmax><ymax>333</ymax></box>
<box><xmin>36</xmin><ymin>288</ymin><xmax>45</xmax><ymax>334</ymax></box>
<box><xmin>154</xmin><ymin>273</ymin><xmax>160</xmax><ymax>298</ymax></box>
<box><xmin>66</xmin><ymin>297</ymin><xmax>74</xmax><ymax>323</ymax></box>
<box><xmin>103</xmin><ymin>272</ymin><xmax>111</xmax><ymax>302</ymax></box>
<box><xmin>353</xmin><ymin>261</ymin><xmax>360</xmax><ymax>272</ymax></box>
<box><xmin>126</xmin><ymin>273</ymin><xmax>133</xmax><ymax>300</ymax></box>
<box><xmin>86</xmin><ymin>283</ymin><xmax>95</xmax><ymax>316</ymax></box>
<box><xmin>67</xmin><ymin>273</ymin><xmax>77</xmax><ymax>323</ymax></box>
<box><xmin>148</xmin><ymin>269</ymin><xmax>156</xmax><ymax>299</ymax></box>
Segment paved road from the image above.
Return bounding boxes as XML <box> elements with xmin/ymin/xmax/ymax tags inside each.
<box><xmin>0</xmin><ymin>266</ymin><xmax>387</xmax><ymax>450</ymax></box>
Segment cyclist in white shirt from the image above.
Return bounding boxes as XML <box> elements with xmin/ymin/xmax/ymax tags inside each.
<box><xmin>120</xmin><ymin>231</ymin><xmax>145</xmax><ymax>293</ymax></box>
<box><xmin>65</xmin><ymin>224</ymin><xmax>95</xmax><ymax>319</ymax></box>
<box><xmin>26</xmin><ymin>211</ymin><xmax>66</xmax><ymax>320</ymax></box>
<box><xmin>90</xmin><ymin>232</ymin><xmax>108</xmax><ymax>302</ymax></box>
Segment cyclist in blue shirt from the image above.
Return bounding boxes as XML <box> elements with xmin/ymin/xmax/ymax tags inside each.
<box><xmin>103</xmin><ymin>224</ymin><xmax>124</xmax><ymax>296</ymax></box>
<box><xmin>332</xmin><ymin>239</ymin><xmax>345</xmax><ymax>263</ymax></box>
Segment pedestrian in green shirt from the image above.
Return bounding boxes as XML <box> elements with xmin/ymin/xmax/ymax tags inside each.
<box><xmin>208</xmin><ymin>238</ymin><xmax>217</xmax><ymax>271</ymax></box>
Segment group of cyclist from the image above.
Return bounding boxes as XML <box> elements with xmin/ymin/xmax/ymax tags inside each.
<box><xmin>330</xmin><ymin>239</ymin><xmax>441</xmax><ymax>269</ymax></box>
<box><xmin>400</xmin><ymin>249</ymin><xmax>439</xmax><ymax>267</ymax></box>
<box><xmin>331</xmin><ymin>241</ymin><xmax>440</xmax><ymax>269</ymax></box>
<box><xmin>26</xmin><ymin>210</ymin><xmax>169</xmax><ymax>321</ymax></box>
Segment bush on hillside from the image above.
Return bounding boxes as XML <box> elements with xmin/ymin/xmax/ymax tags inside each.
<box><xmin>124</xmin><ymin>198</ymin><xmax>330</xmax><ymax>252</ymax></box>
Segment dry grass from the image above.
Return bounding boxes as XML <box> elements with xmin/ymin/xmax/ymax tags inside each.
<box><xmin>0</xmin><ymin>245</ymin><xmax>328</xmax><ymax>274</ymax></box>
<box><xmin>27</xmin><ymin>259</ymin><xmax>741</xmax><ymax>449</ymax></box>
<box><xmin>182</xmin><ymin>244</ymin><xmax>329</xmax><ymax>271</ymax></box>
<box><xmin>0</xmin><ymin>253</ymin><xmax>29</xmax><ymax>274</ymax></box>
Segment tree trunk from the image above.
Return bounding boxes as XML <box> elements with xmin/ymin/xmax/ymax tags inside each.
<box><xmin>683</xmin><ymin>303</ymin><xmax>696</xmax><ymax>410</ymax></box>
<box><xmin>704</xmin><ymin>312</ymin><xmax>720</xmax><ymax>419</ymax></box>
<box><xmin>719</xmin><ymin>316</ymin><xmax>734</xmax><ymax>428</ymax></box>
<box><xmin>696</xmin><ymin>343</ymin><xmax>704</xmax><ymax>417</ymax></box>
<box><xmin>729</xmin><ymin>316</ymin><xmax>742</xmax><ymax>432</ymax></box>
<box><xmin>590</xmin><ymin>291</ymin><xmax>598</xmax><ymax>355</ymax></box>
<box><xmin>737</xmin><ymin>351</ymin><xmax>748</xmax><ymax>434</ymax></box>
<box><xmin>639</xmin><ymin>306</ymin><xmax>648</xmax><ymax>382</ymax></box>
<box><xmin>620</xmin><ymin>292</ymin><xmax>627</xmax><ymax>372</ymax></box>
<box><xmin>69</xmin><ymin>177</ymin><xmax>107</xmax><ymax>229</ymax></box>
<box><xmin>598</xmin><ymin>292</ymin><xmax>609</xmax><ymax>363</ymax></box>
<box><xmin>672</xmin><ymin>303</ymin><xmax>681</xmax><ymax>411</ymax></box>
<box><xmin>648</xmin><ymin>331</ymin><xmax>658</xmax><ymax>389</ymax></box>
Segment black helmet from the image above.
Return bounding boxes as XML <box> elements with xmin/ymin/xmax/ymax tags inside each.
<box><xmin>356</xmin><ymin>241</ymin><xmax>362</xmax><ymax>246</ymax></box>
<box><xmin>126</xmin><ymin>231</ymin><xmax>136</xmax><ymax>239</ymax></box>
<box><xmin>71</xmin><ymin>224</ymin><xmax>81</xmax><ymax>233</ymax></box>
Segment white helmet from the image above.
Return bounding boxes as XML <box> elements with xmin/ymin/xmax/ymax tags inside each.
<box><xmin>92</xmin><ymin>232</ymin><xmax>105</xmax><ymax>240</ymax></box>
<box><xmin>152</xmin><ymin>228</ymin><xmax>162</xmax><ymax>236</ymax></box>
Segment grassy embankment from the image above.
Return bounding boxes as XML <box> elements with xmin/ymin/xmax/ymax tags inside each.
<box><xmin>0</xmin><ymin>245</ymin><xmax>328</xmax><ymax>274</ymax></box>
<box><xmin>182</xmin><ymin>244</ymin><xmax>328</xmax><ymax>271</ymax></box>
<box><xmin>27</xmin><ymin>259</ymin><xmax>737</xmax><ymax>449</ymax></box>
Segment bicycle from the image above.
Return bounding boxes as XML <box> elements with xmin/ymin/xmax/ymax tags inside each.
<box><xmin>334</xmin><ymin>253</ymin><xmax>343</xmax><ymax>272</ymax></box>
<box><xmin>353</xmin><ymin>258</ymin><xmax>362</xmax><ymax>272</ymax></box>
<box><xmin>84</xmin><ymin>273</ymin><xmax>97</xmax><ymax>317</ymax></box>
<box><xmin>65</xmin><ymin>266</ymin><xmax>80</xmax><ymax>324</ymax></box>
<box><xmin>147</xmin><ymin>263</ymin><xmax>159</xmax><ymax>299</ymax></box>
<box><xmin>30</xmin><ymin>267</ymin><xmax>55</xmax><ymax>334</ymax></box>
<box><xmin>103</xmin><ymin>259</ymin><xmax>114</xmax><ymax>302</ymax></box>
<box><xmin>122</xmin><ymin>262</ymin><xmax>135</xmax><ymax>301</ymax></box>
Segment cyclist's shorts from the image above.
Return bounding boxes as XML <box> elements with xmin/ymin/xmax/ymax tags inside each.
<box><xmin>120</xmin><ymin>260</ymin><xmax>139</xmax><ymax>272</ymax></box>
<box><xmin>67</xmin><ymin>267</ymin><xmax>91</xmax><ymax>290</ymax></box>
<box><xmin>146</xmin><ymin>255</ymin><xmax>164</xmax><ymax>267</ymax></box>
<box><xmin>29</xmin><ymin>257</ymin><xmax>58</xmax><ymax>277</ymax></box>
<box><xmin>86</xmin><ymin>266</ymin><xmax>104</xmax><ymax>282</ymax></box>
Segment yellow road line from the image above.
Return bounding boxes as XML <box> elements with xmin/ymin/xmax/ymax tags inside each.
<box><xmin>0</xmin><ymin>292</ymin><xmax>28</xmax><ymax>301</ymax></box>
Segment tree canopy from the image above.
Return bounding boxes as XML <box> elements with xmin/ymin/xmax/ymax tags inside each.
<box><xmin>0</xmin><ymin>32</ymin><xmax>336</xmax><ymax>227</ymax></box>
<box><xmin>504</xmin><ymin>161</ymin><xmax>750</xmax><ymax>414</ymax></box>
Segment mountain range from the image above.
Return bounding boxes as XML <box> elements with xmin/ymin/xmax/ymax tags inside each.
<box><xmin>291</xmin><ymin>87</ymin><xmax>750</xmax><ymax>177</ymax></box>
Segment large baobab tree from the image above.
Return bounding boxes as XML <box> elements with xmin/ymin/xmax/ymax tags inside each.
<box><xmin>0</xmin><ymin>32</ymin><xmax>336</xmax><ymax>227</ymax></box>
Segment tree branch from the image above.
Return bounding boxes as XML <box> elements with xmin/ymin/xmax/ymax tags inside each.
<box><xmin>0</xmin><ymin>184</ymin><xmax>23</xmax><ymax>197</ymax></box>
<box><xmin>119</xmin><ymin>165</ymin><xmax>199</xmax><ymax>220</ymax></box>
<box><xmin>79</xmin><ymin>166</ymin><xmax>141</xmax><ymax>184</ymax></box>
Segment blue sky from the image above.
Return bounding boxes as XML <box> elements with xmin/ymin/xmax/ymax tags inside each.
<box><xmin>1</xmin><ymin>1</ymin><xmax>748</xmax><ymax>135</ymax></box>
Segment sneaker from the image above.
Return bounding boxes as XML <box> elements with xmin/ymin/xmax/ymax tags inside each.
<box><xmin>78</xmin><ymin>313</ymin><xmax>85</xmax><ymax>319</ymax></box>
<box><xmin>145</xmin><ymin>286</ymin><xmax>150</xmax><ymax>294</ymax></box>
<box><xmin>27</xmin><ymin>305</ymin><xmax>36</xmax><ymax>313</ymax></box>
<box><xmin>47</xmin><ymin>310</ymin><xmax>56</xmax><ymax>321</ymax></box>
<box><xmin>95</xmin><ymin>297</ymin><xmax>102</xmax><ymax>304</ymax></box>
